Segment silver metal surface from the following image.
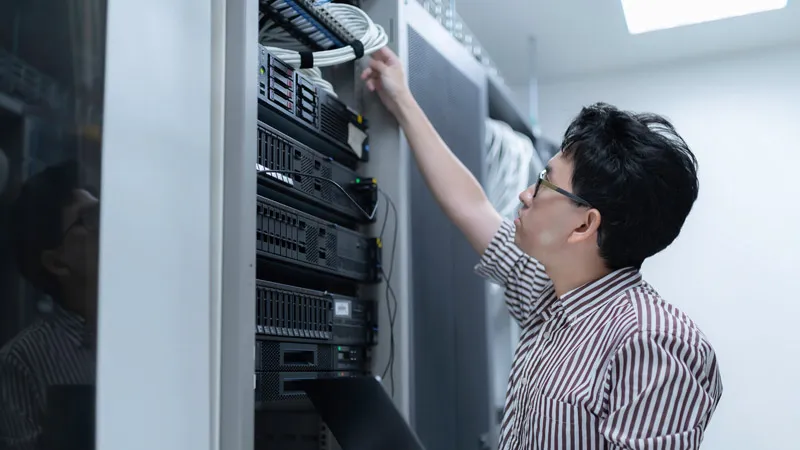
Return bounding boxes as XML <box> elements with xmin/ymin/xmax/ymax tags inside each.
<box><xmin>216</xmin><ymin>0</ymin><xmax>258</xmax><ymax>448</ymax></box>
<box><xmin>96</xmin><ymin>0</ymin><xmax>216</xmax><ymax>449</ymax></box>
<box><xmin>361</xmin><ymin>0</ymin><xmax>414</xmax><ymax>420</ymax></box>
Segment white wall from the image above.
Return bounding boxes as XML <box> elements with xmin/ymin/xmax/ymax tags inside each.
<box><xmin>508</xmin><ymin>84</ymin><xmax>531</xmax><ymax>118</ymax></box>
<box><xmin>539</xmin><ymin>45</ymin><xmax>800</xmax><ymax>450</ymax></box>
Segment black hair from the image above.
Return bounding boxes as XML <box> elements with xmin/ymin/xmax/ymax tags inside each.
<box><xmin>11</xmin><ymin>160</ymin><xmax>81</xmax><ymax>299</ymax></box>
<box><xmin>561</xmin><ymin>102</ymin><xmax>699</xmax><ymax>270</ymax></box>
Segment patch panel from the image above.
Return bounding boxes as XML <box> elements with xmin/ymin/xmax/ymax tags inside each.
<box><xmin>260</xmin><ymin>0</ymin><xmax>355</xmax><ymax>51</ymax></box>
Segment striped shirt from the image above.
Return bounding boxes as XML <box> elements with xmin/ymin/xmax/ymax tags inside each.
<box><xmin>0</xmin><ymin>305</ymin><xmax>96</xmax><ymax>450</ymax></box>
<box><xmin>475</xmin><ymin>221</ymin><xmax>723</xmax><ymax>450</ymax></box>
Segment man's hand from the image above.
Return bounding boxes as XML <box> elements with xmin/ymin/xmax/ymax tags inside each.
<box><xmin>360</xmin><ymin>46</ymin><xmax>501</xmax><ymax>254</ymax></box>
<box><xmin>360</xmin><ymin>47</ymin><xmax>412</xmax><ymax>120</ymax></box>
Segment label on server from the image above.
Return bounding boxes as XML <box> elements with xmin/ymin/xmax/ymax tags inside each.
<box><xmin>347</xmin><ymin>123</ymin><xmax>367</xmax><ymax>159</ymax></box>
<box><xmin>334</xmin><ymin>299</ymin><xmax>351</xmax><ymax>318</ymax></box>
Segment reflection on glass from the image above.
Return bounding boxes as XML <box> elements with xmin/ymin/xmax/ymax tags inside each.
<box><xmin>0</xmin><ymin>1</ymin><xmax>106</xmax><ymax>449</ymax></box>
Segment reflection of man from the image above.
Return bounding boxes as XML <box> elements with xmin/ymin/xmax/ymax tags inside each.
<box><xmin>0</xmin><ymin>161</ymin><xmax>98</xmax><ymax>450</ymax></box>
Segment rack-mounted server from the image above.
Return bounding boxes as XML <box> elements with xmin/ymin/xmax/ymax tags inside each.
<box><xmin>258</xmin><ymin>46</ymin><xmax>369</xmax><ymax>169</ymax></box>
<box><xmin>255</xmin><ymin>371</ymin><xmax>365</xmax><ymax>405</ymax></box>
<box><xmin>256</xmin><ymin>340</ymin><xmax>369</xmax><ymax>372</ymax></box>
<box><xmin>256</xmin><ymin>280</ymin><xmax>377</xmax><ymax>346</ymax></box>
<box><xmin>256</xmin><ymin>196</ymin><xmax>381</xmax><ymax>282</ymax></box>
<box><xmin>257</xmin><ymin>121</ymin><xmax>377</xmax><ymax>226</ymax></box>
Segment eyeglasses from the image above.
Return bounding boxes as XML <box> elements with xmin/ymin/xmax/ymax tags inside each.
<box><xmin>534</xmin><ymin>169</ymin><xmax>592</xmax><ymax>207</ymax></box>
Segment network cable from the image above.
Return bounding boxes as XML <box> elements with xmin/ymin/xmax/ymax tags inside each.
<box><xmin>378</xmin><ymin>190</ymin><xmax>398</xmax><ymax>397</ymax></box>
<box><xmin>260</xmin><ymin>1</ymin><xmax>388</xmax><ymax>69</ymax></box>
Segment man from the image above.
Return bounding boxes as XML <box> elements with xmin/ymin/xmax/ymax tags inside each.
<box><xmin>0</xmin><ymin>161</ymin><xmax>98</xmax><ymax>450</ymax></box>
<box><xmin>362</xmin><ymin>47</ymin><xmax>722</xmax><ymax>449</ymax></box>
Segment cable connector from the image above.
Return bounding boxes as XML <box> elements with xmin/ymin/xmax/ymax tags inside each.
<box><xmin>352</xmin><ymin>176</ymin><xmax>377</xmax><ymax>188</ymax></box>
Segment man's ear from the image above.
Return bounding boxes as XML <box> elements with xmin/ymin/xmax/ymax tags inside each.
<box><xmin>567</xmin><ymin>208</ymin><xmax>601</xmax><ymax>245</ymax></box>
<box><xmin>41</xmin><ymin>249</ymin><xmax>70</xmax><ymax>278</ymax></box>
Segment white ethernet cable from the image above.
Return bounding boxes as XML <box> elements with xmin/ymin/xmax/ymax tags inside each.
<box><xmin>260</xmin><ymin>2</ymin><xmax>388</xmax><ymax>69</ymax></box>
<box><xmin>484</xmin><ymin>119</ymin><xmax>536</xmax><ymax>220</ymax></box>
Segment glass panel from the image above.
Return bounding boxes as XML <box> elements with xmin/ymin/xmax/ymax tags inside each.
<box><xmin>0</xmin><ymin>1</ymin><xmax>106</xmax><ymax>449</ymax></box>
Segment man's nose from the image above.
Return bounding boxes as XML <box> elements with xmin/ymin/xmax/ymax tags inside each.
<box><xmin>518</xmin><ymin>188</ymin><xmax>533</xmax><ymax>206</ymax></box>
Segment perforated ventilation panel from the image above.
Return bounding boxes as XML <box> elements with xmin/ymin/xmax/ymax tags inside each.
<box><xmin>408</xmin><ymin>36</ymin><xmax>483</xmax><ymax>167</ymax></box>
<box><xmin>408</xmin><ymin>26</ymin><xmax>490</xmax><ymax>450</ymax></box>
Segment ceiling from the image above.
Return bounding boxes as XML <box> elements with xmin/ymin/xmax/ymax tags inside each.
<box><xmin>455</xmin><ymin>0</ymin><xmax>800</xmax><ymax>85</ymax></box>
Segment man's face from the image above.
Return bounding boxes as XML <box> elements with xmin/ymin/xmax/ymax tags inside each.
<box><xmin>514</xmin><ymin>152</ymin><xmax>591</xmax><ymax>265</ymax></box>
<box><xmin>49</xmin><ymin>189</ymin><xmax>100</xmax><ymax>283</ymax></box>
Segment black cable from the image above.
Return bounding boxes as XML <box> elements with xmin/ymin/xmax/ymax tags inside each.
<box><xmin>378</xmin><ymin>190</ymin><xmax>399</xmax><ymax>397</ymax></box>
<box><xmin>378</xmin><ymin>190</ymin><xmax>392</xmax><ymax>383</ymax></box>
<box><xmin>257</xmin><ymin>168</ymin><xmax>378</xmax><ymax>220</ymax></box>
<box><xmin>257</xmin><ymin>167</ymin><xmax>400</xmax><ymax>396</ymax></box>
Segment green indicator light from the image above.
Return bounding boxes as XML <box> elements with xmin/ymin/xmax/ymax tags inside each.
<box><xmin>337</xmin><ymin>346</ymin><xmax>342</xmax><ymax>351</ymax></box>
<box><xmin>260</xmin><ymin>66</ymin><xmax>265</xmax><ymax>75</ymax></box>
<box><xmin>355</xmin><ymin>178</ymin><xmax>361</xmax><ymax>183</ymax></box>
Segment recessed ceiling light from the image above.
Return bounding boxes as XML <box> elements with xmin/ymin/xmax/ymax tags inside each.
<box><xmin>621</xmin><ymin>0</ymin><xmax>788</xmax><ymax>34</ymax></box>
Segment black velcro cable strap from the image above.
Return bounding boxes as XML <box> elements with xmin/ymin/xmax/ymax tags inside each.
<box><xmin>299</xmin><ymin>41</ymin><xmax>363</xmax><ymax>68</ymax></box>
<box><xmin>349</xmin><ymin>40</ymin><xmax>365</xmax><ymax>59</ymax></box>
<box><xmin>299</xmin><ymin>52</ymin><xmax>314</xmax><ymax>69</ymax></box>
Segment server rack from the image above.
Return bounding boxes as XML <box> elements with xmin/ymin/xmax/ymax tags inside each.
<box><xmin>253</xmin><ymin>30</ymin><xmax>380</xmax><ymax>449</ymax></box>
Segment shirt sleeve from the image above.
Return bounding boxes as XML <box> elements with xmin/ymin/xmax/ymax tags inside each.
<box><xmin>474</xmin><ymin>220</ymin><xmax>554</xmax><ymax>326</ymax></box>
<box><xmin>600</xmin><ymin>331</ymin><xmax>724</xmax><ymax>450</ymax></box>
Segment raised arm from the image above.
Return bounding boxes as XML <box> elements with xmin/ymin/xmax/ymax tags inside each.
<box><xmin>361</xmin><ymin>47</ymin><xmax>501</xmax><ymax>254</ymax></box>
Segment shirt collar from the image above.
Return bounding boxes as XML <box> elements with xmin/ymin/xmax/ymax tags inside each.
<box><xmin>546</xmin><ymin>267</ymin><xmax>642</xmax><ymax>325</ymax></box>
<box><xmin>49</xmin><ymin>304</ymin><xmax>90</xmax><ymax>347</ymax></box>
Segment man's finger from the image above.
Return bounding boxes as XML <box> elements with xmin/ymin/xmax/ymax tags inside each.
<box><xmin>369</xmin><ymin>57</ymin><xmax>388</xmax><ymax>74</ymax></box>
<box><xmin>360</xmin><ymin>67</ymin><xmax>373</xmax><ymax>80</ymax></box>
<box><xmin>372</xmin><ymin>46</ymin><xmax>396</xmax><ymax>64</ymax></box>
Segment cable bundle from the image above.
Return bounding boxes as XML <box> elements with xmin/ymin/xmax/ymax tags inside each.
<box><xmin>260</xmin><ymin>1</ymin><xmax>388</xmax><ymax>69</ymax></box>
<box><xmin>484</xmin><ymin>119</ymin><xmax>537</xmax><ymax>219</ymax></box>
<box><xmin>260</xmin><ymin>2</ymin><xmax>387</xmax><ymax>97</ymax></box>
